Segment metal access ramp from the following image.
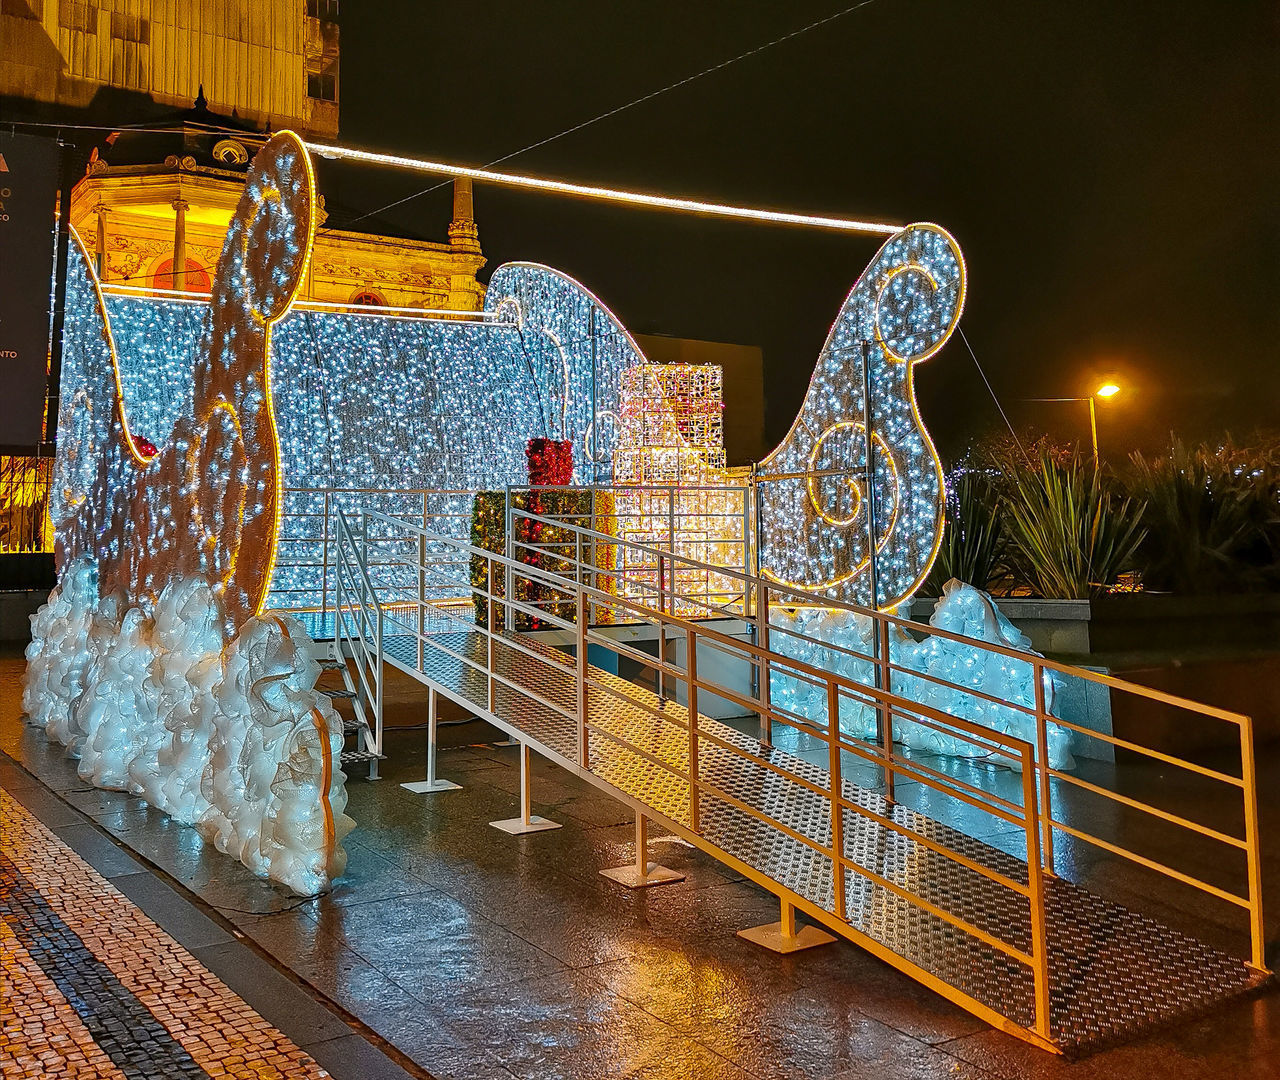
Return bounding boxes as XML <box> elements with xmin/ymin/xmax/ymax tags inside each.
<box><xmin>330</xmin><ymin>504</ymin><xmax>1270</xmax><ymax>1056</ymax></box>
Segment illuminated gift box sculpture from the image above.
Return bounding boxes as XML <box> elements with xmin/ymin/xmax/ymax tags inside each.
<box><xmin>612</xmin><ymin>364</ymin><xmax>745</xmax><ymax>616</ymax></box>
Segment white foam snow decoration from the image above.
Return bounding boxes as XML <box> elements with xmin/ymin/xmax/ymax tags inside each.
<box><xmin>23</xmin><ymin>557</ymin><xmax>352</xmax><ymax>896</ymax></box>
<box><xmin>63</xmin><ymin>591</ymin><xmax>126</xmax><ymax>759</ymax></box>
<box><xmin>77</xmin><ymin>607</ymin><xmax>157</xmax><ymax>791</ymax></box>
<box><xmin>266</xmin><ymin>707</ymin><xmax>354</xmax><ymax>895</ymax></box>
<box><xmin>23</xmin><ymin>556</ymin><xmax>98</xmax><ymax>738</ymax></box>
<box><xmin>769</xmin><ymin>579</ymin><xmax>1073</xmax><ymax>771</ymax></box>
<box><xmin>158</xmin><ymin>650</ymin><xmax>223</xmax><ymax>825</ymax></box>
<box><xmin>138</xmin><ymin>579</ymin><xmax>228</xmax><ymax>816</ymax></box>
<box><xmin>196</xmin><ymin>612</ymin><xmax>352</xmax><ymax>894</ymax></box>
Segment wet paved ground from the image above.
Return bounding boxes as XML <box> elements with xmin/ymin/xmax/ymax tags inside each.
<box><xmin>3</xmin><ymin>650</ymin><xmax>1279</xmax><ymax>1079</ymax></box>
<box><xmin>0</xmin><ymin>783</ymin><xmax>341</xmax><ymax>1079</ymax></box>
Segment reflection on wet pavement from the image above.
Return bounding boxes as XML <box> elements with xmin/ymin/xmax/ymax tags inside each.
<box><xmin>2</xmin><ymin>650</ymin><xmax>1277</xmax><ymax>1079</ymax></box>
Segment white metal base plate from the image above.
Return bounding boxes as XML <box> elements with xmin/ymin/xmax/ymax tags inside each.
<box><xmin>600</xmin><ymin>862</ymin><xmax>686</xmax><ymax>889</ymax></box>
<box><xmin>737</xmin><ymin>920</ymin><xmax>837</xmax><ymax>954</ymax></box>
<box><xmin>490</xmin><ymin>815</ymin><xmax>562</xmax><ymax>834</ymax></box>
<box><xmin>400</xmin><ymin>779</ymin><xmax>462</xmax><ymax>794</ymax></box>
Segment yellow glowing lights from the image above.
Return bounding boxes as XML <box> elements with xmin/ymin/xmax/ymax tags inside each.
<box><xmin>612</xmin><ymin>364</ymin><xmax>744</xmax><ymax>616</ymax></box>
<box><xmin>305</xmin><ymin>142</ymin><xmax>902</xmax><ymax>237</ymax></box>
<box><xmin>805</xmin><ymin>422</ymin><xmax>892</xmax><ymax>529</ymax></box>
<box><xmin>1095</xmin><ymin>382</ymin><xmax>1121</xmax><ymax>398</ymax></box>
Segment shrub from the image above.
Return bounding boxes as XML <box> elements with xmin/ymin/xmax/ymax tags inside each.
<box><xmin>925</xmin><ymin>469</ymin><xmax>1010</xmax><ymax>594</ymax></box>
<box><xmin>1000</xmin><ymin>449</ymin><xmax>1147</xmax><ymax>599</ymax></box>
<box><xmin>1125</xmin><ymin>438</ymin><xmax>1280</xmax><ymax>593</ymax></box>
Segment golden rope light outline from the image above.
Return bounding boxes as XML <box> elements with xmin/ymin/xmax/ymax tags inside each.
<box><xmin>804</xmin><ymin>420</ymin><xmax>898</xmax><ymax>528</ymax></box>
<box><xmin>251</xmin><ymin>133</ymin><xmax>317</xmax><ymax>618</ymax></box>
<box><xmin>756</xmin><ymin>223</ymin><xmax>965</xmax><ymax>609</ymax></box>
<box><xmin>874</xmin><ymin>262</ymin><xmax>943</xmax><ymax>365</ymax></box>
<box><xmin>66</xmin><ymin>225</ymin><xmax>158</xmax><ymax>470</ymax></box>
<box><xmin>307</xmin><ymin>142</ymin><xmax>902</xmax><ymax>237</ymax></box>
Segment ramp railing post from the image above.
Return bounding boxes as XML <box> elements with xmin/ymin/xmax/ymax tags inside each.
<box><xmin>757</xmin><ymin>582</ymin><xmax>772</xmax><ymax>749</ymax></box>
<box><xmin>657</xmin><ymin>553</ymin><xmax>668</xmax><ymax>703</ymax></box>
<box><xmin>827</xmin><ymin>679</ymin><xmax>846</xmax><ymax>920</ymax></box>
<box><xmin>320</xmin><ymin>490</ymin><xmax>330</xmax><ymax>630</ymax></box>
<box><xmin>504</xmin><ymin>487</ymin><xmax>515</xmax><ymax>632</ymax></box>
<box><xmin>877</xmin><ymin>616</ymin><xmax>894</xmax><ymax>803</ymax></box>
<box><xmin>576</xmin><ymin>585</ymin><xmax>588</xmax><ymax>768</ymax></box>
<box><xmin>1032</xmin><ymin>659</ymin><xmax>1055</xmax><ymax>875</ymax></box>
<box><xmin>686</xmin><ymin>626</ymin><xmax>700</xmax><ymax>835</ymax></box>
<box><xmin>670</xmin><ymin>483</ymin><xmax>680</xmax><ymax>565</ymax></box>
<box><xmin>426</xmin><ymin>687</ymin><xmax>439</xmax><ymax>786</ymax></box>
<box><xmin>1241</xmin><ymin>715</ymin><xmax>1267</xmax><ymax>971</ymax></box>
<box><xmin>589</xmin><ymin>495</ymin><xmax>599</xmax><ymax>625</ymax></box>
<box><xmin>370</xmin><ymin>552</ymin><xmax>383</xmax><ymax>781</ymax></box>
<box><xmin>486</xmin><ymin>555</ymin><xmax>496</xmax><ymax>713</ymax></box>
<box><xmin>1021</xmin><ymin>743</ymin><xmax>1051</xmax><ymax>1041</ymax></box>
<box><xmin>417</xmin><ymin>494</ymin><xmax>427</xmax><ymax>670</ymax></box>
<box><xmin>520</xmin><ymin>743</ymin><xmax>533</xmax><ymax>824</ymax></box>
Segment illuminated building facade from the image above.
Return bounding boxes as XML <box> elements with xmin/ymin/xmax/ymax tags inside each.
<box><xmin>68</xmin><ymin>115</ymin><xmax>487</xmax><ymax>311</ymax></box>
<box><xmin>0</xmin><ymin>1</ymin><xmax>487</xmax><ymax>562</ymax></box>
<box><xmin>0</xmin><ymin>0</ymin><xmax>341</xmax><ymax>139</ymax></box>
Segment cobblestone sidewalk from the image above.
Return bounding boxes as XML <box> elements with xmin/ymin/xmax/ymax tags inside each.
<box><xmin>0</xmin><ymin>785</ymin><xmax>333</xmax><ymax>1079</ymax></box>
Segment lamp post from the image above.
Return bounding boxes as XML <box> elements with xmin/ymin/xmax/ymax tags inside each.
<box><xmin>1025</xmin><ymin>383</ymin><xmax>1121</xmax><ymax>466</ymax></box>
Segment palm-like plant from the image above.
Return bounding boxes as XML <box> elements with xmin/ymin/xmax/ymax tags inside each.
<box><xmin>1001</xmin><ymin>450</ymin><xmax>1147</xmax><ymax>599</ymax></box>
<box><xmin>1126</xmin><ymin>438</ymin><xmax>1280</xmax><ymax>593</ymax></box>
<box><xmin>926</xmin><ymin>469</ymin><xmax>1009</xmax><ymax>594</ymax></box>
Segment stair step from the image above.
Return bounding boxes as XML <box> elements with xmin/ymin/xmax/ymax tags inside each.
<box><xmin>320</xmin><ymin>687</ymin><xmax>357</xmax><ymax>700</ymax></box>
<box><xmin>319</xmin><ymin>659</ymin><xmax>346</xmax><ymax>671</ymax></box>
<box><xmin>341</xmin><ymin>717</ymin><xmax>366</xmax><ymax>734</ymax></box>
<box><xmin>339</xmin><ymin>749</ymin><xmax>382</xmax><ymax>767</ymax></box>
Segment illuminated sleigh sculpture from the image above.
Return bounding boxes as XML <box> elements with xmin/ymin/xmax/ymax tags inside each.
<box><xmin>748</xmin><ymin>230</ymin><xmax>1066</xmax><ymax>764</ymax></box>
<box><xmin>31</xmin><ymin>135</ymin><xmax>1064</xmax><ymax>901</ymax></box>
<box><xmin>30</xmin><ymin>131</ymin><xmax>656</xmax><ymax>895</ymax></box>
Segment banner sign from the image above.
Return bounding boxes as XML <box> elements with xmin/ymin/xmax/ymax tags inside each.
<box><xmin>0</xmin><ymin>132</ymin><xmax>60</xmax><ymax>447</ymax></box>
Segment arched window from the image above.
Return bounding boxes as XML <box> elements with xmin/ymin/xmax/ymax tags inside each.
<box><xmin>350</xmin><ymin>290</ymin><xmax>384</xmax><ymax>306</ymax></box>
<box><xmin>152</xmin><ymin>257</ymin><xmax>211</xmax><ymax>292</ymax></box>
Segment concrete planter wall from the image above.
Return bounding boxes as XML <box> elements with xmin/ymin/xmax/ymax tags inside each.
<box><xmin>908</xmin><ymin>597</ymin><xmax>1091</xmax><ymax>656</ymax></box>
<box><xmin>910</xmin><ymin>592</ymin><xmax>1280</xmax><ymax>658</ymax></box>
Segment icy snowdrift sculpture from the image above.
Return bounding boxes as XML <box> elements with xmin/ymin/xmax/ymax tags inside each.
<box><xmin>24</xmin><ymin>559</ymin><xmax>353</xmax><ymax>895</ymax></box>
<box><xmin>769</xmin><ymin>579</ymin><xmax>1073</xmax><ymax>770</ymax></box>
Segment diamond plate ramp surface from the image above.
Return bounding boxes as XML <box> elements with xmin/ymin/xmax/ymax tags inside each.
<box><xmin>384</xmin><ymin>623</ymin><xmax>1265</xmax><ymax>1053</ymax></box>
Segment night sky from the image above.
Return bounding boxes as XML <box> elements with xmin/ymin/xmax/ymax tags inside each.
<box><xmin>329</xmin><ymin>1</ymin><xmax>1278</xmax><ymax>461</ymax></box>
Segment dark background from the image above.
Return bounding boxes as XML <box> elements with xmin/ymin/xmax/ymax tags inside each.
<box><xmin>194</xmin><ymin>4</ymin><xmax>1280</xmax><ymax>460</ymax></box>
<box><xmin>324</xmin><ymin>0</ymin><xmax>1278</xmax><ymax>461</ymax></box>
<box><xmin>0</xmin><ymin>132</ymin><xmax>60</xmax><ymax>448</ymax></box>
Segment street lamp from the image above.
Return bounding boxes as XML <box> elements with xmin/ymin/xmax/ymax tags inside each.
<box><xmin>1024</xmin><ymin>382</ymin><xmax>1122</xmax><ymax>466</ymax></box>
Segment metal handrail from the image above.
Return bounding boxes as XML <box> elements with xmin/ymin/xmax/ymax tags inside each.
<box><xmin>358</xmin><ymin>505</ymin><xmax>1056</xmax><ymax>1039</ymax></box>
<box><xmin>333</xmin><ymin>507</ymin><xmax>384</xmax><ymax>760</ymax></box>
<box><xmin>506</xmin><ymin>503</ymin><xmax>1268</xmax><ymax>976</ymax></box>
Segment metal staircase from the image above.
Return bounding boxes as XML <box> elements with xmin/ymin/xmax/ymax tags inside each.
<box><xmin>315</xmin><ymin>510</ymin><xmax>385</xmax><ymax>778</ymax></box>
<box><xmin>324</xmin><ymin>503</ymin><xmax>1270</xmax><ymax>1056</ymax></box>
